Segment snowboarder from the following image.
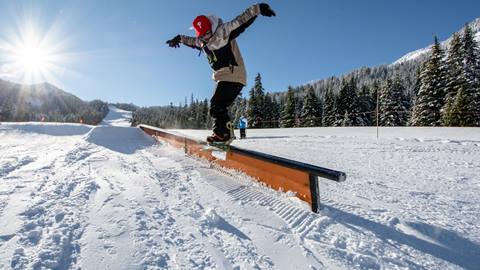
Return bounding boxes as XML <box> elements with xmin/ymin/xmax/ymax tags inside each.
<box><xmin>166</xmin><ymin>3</ymin><xmax>276</xmax><ymax>145</ymax></box>
<box><xmin>238</xmin><ymin>115</ymin><xmax>248</xmax><ymax>139</ymax></box>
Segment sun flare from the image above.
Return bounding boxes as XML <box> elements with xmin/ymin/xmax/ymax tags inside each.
<box><xmin>15</xmin><ymin>43</ymin><xmax>51</xmax><ymax>72</ymax></box>
<box><xmin>0</xmin><ymin>21</ymin><xmax>73</xmax><ymax>85</ymax></box>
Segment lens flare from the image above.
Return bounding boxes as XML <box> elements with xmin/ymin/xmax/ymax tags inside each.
<box><xmin>0</xmin><ymin>19</ymin><xmax>74</xmax><ymax>85</ymax></box>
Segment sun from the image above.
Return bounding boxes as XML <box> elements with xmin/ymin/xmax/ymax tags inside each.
<box><xmin>0</xmin><ymin>22</ymin><xmax>73</xmax><ymax>85</ymax></box>
<box><xmin>15</xmin><ymin>43</ymin><xmax>52</xmax><ymax>72</ymax></box>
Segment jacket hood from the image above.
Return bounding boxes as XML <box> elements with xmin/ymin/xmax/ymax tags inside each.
<box><xmin>207</xmin><ymin>15</ymin><xmax>222</xmax><ymax>34</ymax></box>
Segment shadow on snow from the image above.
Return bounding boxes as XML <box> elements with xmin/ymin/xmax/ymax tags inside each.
<box><xmin>324</xmin><ymin>206</ymin><xmax>480</xmax><ymax>269</ymax></box>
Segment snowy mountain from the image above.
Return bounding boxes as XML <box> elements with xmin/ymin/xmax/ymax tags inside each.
<box><xmin>1</xmin><ymin>108</ymin><xmax>479</xmax><ymax>269</ymax></box>
<box><xmin>0</xmin><ymin>79</ymin><xmax>109</xmax><ymax>124</ymax></box>
<box><xmin>392</xmin><ymin>17</ymin><xmax>480</xmax><ymax>65</ymax></box>
<box><xmin>0</xmin><ymin>79</ymin><xmax>74</xmax><ymax>108</ymax></box>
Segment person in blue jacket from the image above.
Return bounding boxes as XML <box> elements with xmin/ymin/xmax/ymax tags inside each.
<box><xmin>238</xmin><ymin>116</ymin><xmax>248</xmax><ymax>139</ymax></box>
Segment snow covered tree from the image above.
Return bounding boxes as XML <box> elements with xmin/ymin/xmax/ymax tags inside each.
<box><xmin>322</xmin><ymin>88</ymin><xmax>336</xmax><ymax>127</ymax></box>
<box><xmin>410</xmin><ymin>37</ymin><xmax>447</xmax><ymax>126</ymax></box>
<box><xmin>336</xmin><ymin>79</ymin><xmax>353</xmax><ymax>119</ymax></box>
<box><xmin>300</xmin><ymin>86</ymin><xmax>322</xmax><ymax>127</ymax></box>
<box><xmin>442</xmin><ymin>32</ymin><xmax>464</xmax><ymax>126</ymax></box>
<box><xmin>247</xmin><ymin>73</ymin><xmax>265</xmax><ymax>128</ymax></box>
<box><xmin>342</xmin><ymin>111</ymin><xmax>353</xmax><ymax>127</ymax></box>
<box><xmin>459</xmin><ymin>24</ymin><xmax>480</xmax><ymax>125</ymax></box>
<box><xmin>281</xmin><ymin>87</ymin><xmax>296</xmax><ymax>128</ymax></box>
<box><xmin>334</xmin><ymin>77</ymin><xmax>360</xmax><ymax>126</ymax></box>
<box><xmin>442</xmin><ymin>24</ymin><xmax>480</xmax><ymax>126</ymax></box>
<box><xmin>263</xmin><ymin>93</ymin><xmax>280</xmax><ymax>128</ymax></box>
<box><xmin>448</xmin><ymin>85</ymin><xmax>476</xmax><ymax>127</ymax></box>
<box><xmin>357</xmin><ymin>85</ymin><xmax>374</xmax><ymax>126</ymax></box>
<box><xmin>201</xmin><ymin>98</ymin><xmax>212</xmax><ymax>129</ymax></box>
<box><xmin>322</xmin><ymin>89</ymin><xmax>337</xmax><ymax>127</ymax></box>
<box><xmin>380</xmin><ymin>76</ymin><xmax>407</xmax><ymax>126</ymax></box>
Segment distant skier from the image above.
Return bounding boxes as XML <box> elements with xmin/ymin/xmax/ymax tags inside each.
<box><xmin>238</xmin><ymin>115</ymin><xmax>248</xmax><ymax>139</ymax></box>
<box><xmin>166</xmin><ymin>3</ymin><xmax>276</xmax><ymax>145</ymax></box>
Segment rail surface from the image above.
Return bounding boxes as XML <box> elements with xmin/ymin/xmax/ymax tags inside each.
<box><xmin>138</xmin><ymin>124</ymin><xmax>346</xmax><ymax>213</ymax></box>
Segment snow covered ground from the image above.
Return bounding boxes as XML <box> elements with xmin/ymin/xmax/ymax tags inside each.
<box><xmin>100</xmin><ymin>105</ymin><xmax>132</xmax><ymax>127</ymax></box>
<box><xmin>1</xmin><ymin>109</ymin><xmax>479</xmax><ymax>269</ymax></box>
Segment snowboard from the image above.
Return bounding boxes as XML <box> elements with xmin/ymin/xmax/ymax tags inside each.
<box><xmin>201</xmin><ymin>140</ymin><xmax>233</xmax><ymax>161</ymax></box>
<box><xmin>206</xmin><ymin>140</ymin><xmax>233</xmax><ymax>151</ymax></box>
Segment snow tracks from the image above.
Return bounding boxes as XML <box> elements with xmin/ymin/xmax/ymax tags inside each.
<box><xmin>4</xmin><ymin>123</ymin><xmax>478</xmax><ymax>269</ymax></box>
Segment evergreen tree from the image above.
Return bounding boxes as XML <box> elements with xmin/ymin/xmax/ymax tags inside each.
<box><xmin>441</xmin><ymin>24</ymin><xmax>480</xmax><ymax>126</ymax></box>
<box><xmin>247</xmin><ymin>73</ymin><xmax>265</xmax><ymax>128</ymax></box>
<box><xmin>202</xmin><ymin>99</ymin><xmax>212</xmax><ymax>128</ymax></box>
<box><xmin>357</xmin><ymin>85</ymin><xmax>374</xmax><ymax>125</ymax></box>
<box><xmin>442</xmin><ymin>32</ymin><xmax>464</xmax><ymax>126</ymax></box>
<box><xmin>246</xmin><ymin>87</ymin><xmax>257</xmax><ymax>127</ymax></box>
<box><xmin>459</xmin><ymin>24</ymin><xmax>480</xmax><ymax>125</ymax></box>
<box><xmin>281</xmin><ymin>87</ymin><xmax>296</xmax><ymax>128</ymax></box>
<box><xmin>342</xmin><ymin>111</ymin><xmax>353</xmax><ymax>127</ymax></box>
<box><xmin>409</xmin><ymin>67</ymin><xmax>422</xmax><ymax>108</ymax></box>
<box><xmin>379</xmin><ymin>77</ymin><xmax>407</xmax><ymax>126</ymax></box>
<box><xmin>449</xmin><ymin>86</ymin><xmax>476</xmax><ymax>126</ymax></box>
<box><xmin>410</xmin><ymin>37</ymin><xmax>447</xmax><ymax>126</ymax></box>
<box><xmin>322</xmin><ymin>88</ymin><xmax>336</xmax><ymax>126</ymax></box>
<box><xmin>272</xmin><ymin>97</ymin><xmax>282</xmax><ymax>128</ymax></box>
<box><xmin>263</xmin><ymin>93</ymin><xmax>278</xmax><ymax>128</ymax></box>
<box><xmin>335</xmin><ymin>77</ymin><xmax>359</xmax><ymax>126</ymax></box>
<box><xmin>294</xmin><ymin>94</ymin><xmax>303</xmax><ymax>127</ymax></box>
<box><xmin>336</xmin><ymin>79</ymin><xmax>350</xmax><ymax>120</ymax></box>
<box><xmin>300</xmin><ymin>86</ymin><xmax>322</xmax><ymax>127</ymax></box>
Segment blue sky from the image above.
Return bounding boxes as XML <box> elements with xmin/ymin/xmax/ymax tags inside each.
<box><xmin>0</xmin><ymin>0</ymin><xmax>479</xmax><ymax>106</ymax></box>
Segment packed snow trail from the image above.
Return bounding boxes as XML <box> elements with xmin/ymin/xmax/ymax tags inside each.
<box><xmin>1</xmin><ymin>108</ymin><xmax>479</xmax><ymax>269</ymax></box>
<box><xmin>100</xmin><ymin>105</ymin><xmax>133</xmax><ymax>127</ymax></box>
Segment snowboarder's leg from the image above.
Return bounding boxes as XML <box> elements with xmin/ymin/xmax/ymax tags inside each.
<box><xmin>208</xmin><ymin>81</ymin><xmax>243</xmax><ymax>142</ymax></box>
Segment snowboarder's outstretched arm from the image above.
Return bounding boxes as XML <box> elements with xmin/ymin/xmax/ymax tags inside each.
<box><xmin>220</xmin><ymin>3</ymin><xmax>275</xmax><ymax>41</ymax></box>
<box><xmin>166</xmin><ymin>3</ymin><xmax>275</xmax><ymax>49</ymax></box>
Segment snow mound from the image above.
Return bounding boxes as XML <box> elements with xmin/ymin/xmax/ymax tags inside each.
<box><xmin>0</xmin><ymin>123</ymin><xmax>92</xmax><ymax>136</ymax></box>
<box><xmin>83</xmin><ymin>126</ymin><xmax>155</xmax><ymax>154</ymax></box>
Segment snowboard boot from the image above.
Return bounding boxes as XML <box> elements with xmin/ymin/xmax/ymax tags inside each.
<box><xmin>206</xmin><ymin>121</ymin><xmax>235</xmax><ymax>146</ymax></box>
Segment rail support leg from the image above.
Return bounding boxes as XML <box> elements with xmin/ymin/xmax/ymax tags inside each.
<box><xmin>309</xmin><ymin>174</ymin><xmax>321</xmax><ymax>213</ymax></box>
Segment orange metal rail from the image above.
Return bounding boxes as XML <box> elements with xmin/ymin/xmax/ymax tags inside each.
<box><xmin>138</xmin><ymin>124</ymin><xmax>346</xmax><ymax>213</ymax></box>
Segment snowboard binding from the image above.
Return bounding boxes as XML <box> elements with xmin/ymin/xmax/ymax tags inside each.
<box><xmin>206</xmin><ymin>121</ymin><xmax>235</xmax><ymax>148</ymax></box>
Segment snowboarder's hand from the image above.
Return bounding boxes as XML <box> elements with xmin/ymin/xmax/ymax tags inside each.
<box><xmin>259</xmin><ymin>3</ymin><xmax>276</xmax><ymax>17</ymax></box>
<box><xmin>166</xmin><ymin>35</ymin><xmax>181</xmax><ymax>48</ymax></box>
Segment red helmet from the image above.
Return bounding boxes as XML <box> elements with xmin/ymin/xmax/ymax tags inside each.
<box><xmin>193</xmin><ymin>15</ymin><xmax>212</xmax><ymax>37</ymax></box>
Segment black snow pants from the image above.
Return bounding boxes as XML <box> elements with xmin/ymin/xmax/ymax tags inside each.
<box><xmin>240</xmin><ymin>128</ymin><xmax>246</xmax><ymax>139</ymax></box>
<box><xmin>210</xmin><ymin>81</ymin><xmax>243</xmax><ymax>136</ymax></box>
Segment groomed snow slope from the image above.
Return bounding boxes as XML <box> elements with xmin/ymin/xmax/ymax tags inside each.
<box><xmin>100</xmin><ymin>105</ymin><xmax>133</xmax><ymax>127</ymax></box>
<box><xmin>1</xmin><ymin>111</ymin><xmax>479</xmax><ymax>269</ymax></box>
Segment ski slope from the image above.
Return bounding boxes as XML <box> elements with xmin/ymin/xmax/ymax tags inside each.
<box><xmin>1</xmin><ymin>109</ymin><xmax>479</xmax><ymax>269</ymax></box>
<box><xmin>100</xmin><ymin>105</ymin><xmax>133</xmax><ymax>127</ymax></box>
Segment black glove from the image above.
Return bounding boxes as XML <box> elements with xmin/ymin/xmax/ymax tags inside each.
<box><xmin>259</xmin><ymin>3</ymin><xmax>276</xmax><ymax>17</ymax></box>
<box><xmin>166</xmin><ymin>35</ymin><xmax>181</xmax><ymax>48</ymax></box>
